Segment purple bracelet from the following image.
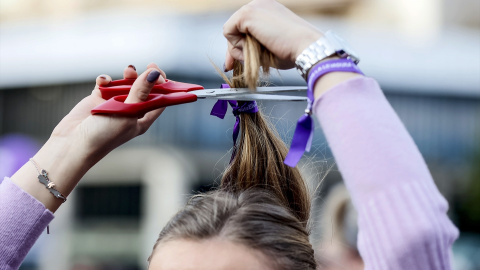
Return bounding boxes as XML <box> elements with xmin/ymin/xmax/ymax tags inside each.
<box><xmin>284</xmin><ymin>58</ymin><xmax>364</xmax><ymax>167</ymax></box>
<box><xmin>211</xmin><ymin>84</ymin><xmax>259</xmax><ymax>162</ymax></box>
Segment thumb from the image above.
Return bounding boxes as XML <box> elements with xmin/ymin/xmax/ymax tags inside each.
<box><xmin>124</xmin><ymin>68</ymin><xmax>164</xmax><ymax>104</ymax></box>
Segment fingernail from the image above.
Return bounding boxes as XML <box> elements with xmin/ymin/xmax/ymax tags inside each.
<box><xmin>99</xmin><ymin>75</ymin><xmax>107</xmax><ymax>79</ymax></box>
<box><xmin>128</xmin><ymin>65</ymin><xmax>136</xmax><ymax>71</ymax></box>
<box><xmin>147</xmin><ymin>70</ymin><xmax>161</xmax><ymax>83</ymax></box>
<box><xmin>223</xmin><ymin>63</ymin><xmax>227</xmax><ymax>72</ymax></box>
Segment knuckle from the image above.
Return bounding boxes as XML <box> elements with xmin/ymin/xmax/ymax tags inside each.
<box><xmin>136</xmin><ymin>90</ymin><xmax>149</xmax><ymax>101</ymax></box>
<box><xmin>240</xmin><ymin>4</ymin><xmax>253</xmax><ymax>17</ymax></box>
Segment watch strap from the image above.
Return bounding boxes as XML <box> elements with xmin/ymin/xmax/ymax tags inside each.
<box><xmin>295</xmin><ymin>36</ymin><xmax>337</xmax><ymax>80</ymax></box>
<box><xmin>295</xmin><ymin>30</ymin><xmax>360</xmax><ymax>80</ymax></box>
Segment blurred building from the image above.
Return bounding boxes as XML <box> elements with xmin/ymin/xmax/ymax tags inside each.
<box><xmin>0</xmin><ymin>0</ymin><xmax>479</xmax><ymax>269</ymax></box>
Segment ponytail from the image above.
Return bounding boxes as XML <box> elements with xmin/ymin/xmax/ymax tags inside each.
<box><xmin>219</xmin><ymin>35</ymin><xmax>311</xmax><ymax>225</ymax></box>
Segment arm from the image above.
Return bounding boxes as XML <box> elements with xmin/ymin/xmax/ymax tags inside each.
<box><xmin>0</xmin><ymin>64</ymin><xmax>166</xmax><ymax>269</ymax></box>
<box><xmin>10</xmin><ymin>64</ymin><xmax>166</xmax><ymax>213</ymax></box>
<box><xmin>223</xmin><ymin>1</ymin><xmax>458</xmax><ymax>269</ymax></box>
<box><xmin>313</xmin><ymin>77</ymin><xmax>458</xmax><ymax>270</ymax></box>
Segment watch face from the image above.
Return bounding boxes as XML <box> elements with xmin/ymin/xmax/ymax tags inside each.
<box><xmin>325</xmin><ymin>30</ymin><xmax>359</xmax><ymax>62</ymax></box>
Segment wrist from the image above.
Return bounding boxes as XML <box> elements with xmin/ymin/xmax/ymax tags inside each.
<box><xmin>307</xmin><ymin>59</ymin><xmax>364</xmax><ymax>100</ymax></box>
<box><xmin>295</xmin><ymin>30</ymin><xmax>360</xmax><ymax>80</ymax></box>
<box><xmin>35</xmin><ymin>136</ymin><xmax>92</xmax><ymax>185</ymax></box>
<box><xmin>11</xmin><ymin>136</ymin><xmax>91</xmax><ymax>212</ymax></box>
<box><xmin>313</xmin><ymin>72</ymin><xmax>362</xmax><ymax>100</ymax></box>
<box><xmin>293</xmin><ymin>30</ymin><xmax>324</xmax><ymax>62</ymax></box>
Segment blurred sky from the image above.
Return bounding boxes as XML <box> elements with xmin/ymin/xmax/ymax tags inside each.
<box><xmin>0</xmin><ymin>0</ymin><xmax>479</xmax><ymax>95</ymax></box>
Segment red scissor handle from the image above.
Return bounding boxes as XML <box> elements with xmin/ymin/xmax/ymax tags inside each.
<box><xmin>91</xmin><ymin>92</ymin><xmax>198</xmax><ymax>118</ymax></box>
<box><xmin>98</xmin><ymin>79</ymin><xmax>204</xmax><ymax>99</ymax></box>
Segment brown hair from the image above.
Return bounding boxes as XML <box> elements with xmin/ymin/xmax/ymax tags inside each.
<box><xmin>219</xmin><ymin>39</ymin><xmax>310</xmax><ymax>225</ymax></box>
<box><xmin>149</xmin><ymin>35</ymin><xmax>316</xmax><ymax>269</ymax></box>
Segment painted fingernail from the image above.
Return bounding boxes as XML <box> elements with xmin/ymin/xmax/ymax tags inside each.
<box><xmin>99</xmin><ymin>75</ymin><xmax>107</xmax><ymax>79</ymax></box>
<box><xmin>128</xmin><ymin>64</ymin><xmax>136</xmax><ymax>71</ymax></box>
<box><xmin>147</xmin><ymin>70</ymin><xmax>161</xmax><ymax>83</ymax></box>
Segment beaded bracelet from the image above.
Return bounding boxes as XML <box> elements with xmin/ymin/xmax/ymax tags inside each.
<box><xmin>29</xmin><ymin>158</ymin><xmax>67</xmax><ymax>202</ymax></box>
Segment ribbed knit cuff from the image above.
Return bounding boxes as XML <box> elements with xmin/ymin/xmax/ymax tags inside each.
<box><xmin>356</xmin><ymin>181</ymin><xmax>458</xmax><ymax>270</ymax></box>
<box><xmin>0</xmin><ymin>177</ymin><xmax>54</xmax><ymax>270</ymax></box>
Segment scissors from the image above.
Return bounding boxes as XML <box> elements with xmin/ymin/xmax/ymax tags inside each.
<box><xmin>91</xmin><ymin>78</ymin><xmax>307</xmax><ymax>117</ymax></box>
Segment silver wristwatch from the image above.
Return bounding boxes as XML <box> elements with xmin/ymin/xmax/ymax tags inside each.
<box><xmin>295</xmin><ymin>30</ymin><xmax>360</xmax><ymax>80</ymax></box>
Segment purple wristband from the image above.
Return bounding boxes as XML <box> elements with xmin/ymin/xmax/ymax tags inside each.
<box><xmin>284</xmin><ymin>58</ymin><xmax>364</xmax><ymax>167</ymax></box>
<box><xmin>306</xmin><ymin>59</ymin><xmax>364</xmax><ymax>102</ymax></box>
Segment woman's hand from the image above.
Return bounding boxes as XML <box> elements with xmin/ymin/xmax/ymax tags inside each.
<box><xmin>11</xmin><ymin>63</ymin><xmax>166</xmax><ymax>212</ymax></box>
<box><xmin>223</xmin><ymin>0</ymin><xmax>323</xmax><ymax>70</ymax></box>
<box><xmin>51</xmin><ymin>63</ymin><xmax>166</xmax><ymax>163</ymax></box>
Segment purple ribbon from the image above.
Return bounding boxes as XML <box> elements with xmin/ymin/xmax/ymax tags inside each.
<box><xmin>210</xmin><ymin>84</ymin><xmax>259</xmax><ymax>161</ymax></box>
<box><xmin>284</xmin><ymin>58</ymin><xmax>364</xmax><ymax>167</ymax></box>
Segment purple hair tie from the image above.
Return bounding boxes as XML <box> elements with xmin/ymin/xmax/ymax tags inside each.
<box><xmin>284</xmin><ymin>58</ymin><xmax>364</xmax><ymax>167</ymax></box>
<box><xmin>210</xmin><ymin>84</ymin><xmax>258</xmax><ymax>161</ymax></box>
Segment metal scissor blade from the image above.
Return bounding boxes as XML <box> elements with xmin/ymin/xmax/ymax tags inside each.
<box><xmin>218</xmin><ymin>86</ymin><xmax>307</xmax><ymax>96</ymax></box>
<box><xmin>192</xmin><ymin>86</ymin><xmax>307</xmax><ymax>99</ymax></box>
<box><xmin>216</xmin><ymin>94</ymin><xmax>307</xmax><ymax>101</ymax></box>
<box><xmin>253</xmin><ymin>86</ymin><xmax>307</xmax><ymax>93</ymax></box>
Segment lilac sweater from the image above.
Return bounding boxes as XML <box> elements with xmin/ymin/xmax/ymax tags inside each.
<box><xmin>0</xmin><ymin>77</ymin><xmax>458</xmax><ymax>270</ymax></box>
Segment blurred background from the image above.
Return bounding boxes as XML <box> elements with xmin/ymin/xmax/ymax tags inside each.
<box><xmin>0</xmin><ymin>0</ymin><xmax>479</xmax><ymax>269</ymax></box>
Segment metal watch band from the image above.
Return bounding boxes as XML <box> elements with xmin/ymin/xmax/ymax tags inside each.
<box><xmin>295</xmin><ymin>36</ymin><xmax>336</xmax><ymax>80</ymax></box>
<box><xmin>295</xmin><ymin>30</ymin><xmax>359</xmax><ymax>80</ymax></box>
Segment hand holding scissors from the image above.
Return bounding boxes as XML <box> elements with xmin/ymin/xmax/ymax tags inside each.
<box><xmin>52</xmin><ymin>64</ymin><xmax>167</xmax><ymax>166</ymax></box>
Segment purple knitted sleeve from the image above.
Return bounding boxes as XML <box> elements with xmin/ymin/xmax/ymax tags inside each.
<box><xmin>0</xmin><ymin>177</ymin><xmax>54</xmax><ymax>270</ymax></box>
<box><xmin>313</xmin><ymin>77</ymin><xmax>458</xmax><ymax>270</ymax></box>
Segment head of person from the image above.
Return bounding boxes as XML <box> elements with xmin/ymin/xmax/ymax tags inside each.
<box><xmin>148</xmin><ymin>35</ymin><xmax>316</xmax><ymax>269</ymax></box>
<box><xmin>148</xmin><ymin>189</ymin><xmax>316</xmax><ymax>269</ymax></box>
<box><xmin>317</xmin><ymin>184</ymin><xmax>362</xmax><ymax>270</ymax></box>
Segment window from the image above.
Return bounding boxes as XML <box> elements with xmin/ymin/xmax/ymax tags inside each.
<box><xmin>76</xmin><ymin>184</ymin><xmax>143</xmax><ymax>221</ymax></box>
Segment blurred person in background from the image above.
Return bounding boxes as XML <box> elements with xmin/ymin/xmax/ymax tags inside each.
<box><xmin>317</xmin><ymin>183</ymin><xmax>363</xmax><ymax>270</ymax></box>
<box><xmin>0</xmin><ymin>0</ymin><xmax>458</xmax><ymax>269</ymax></box>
